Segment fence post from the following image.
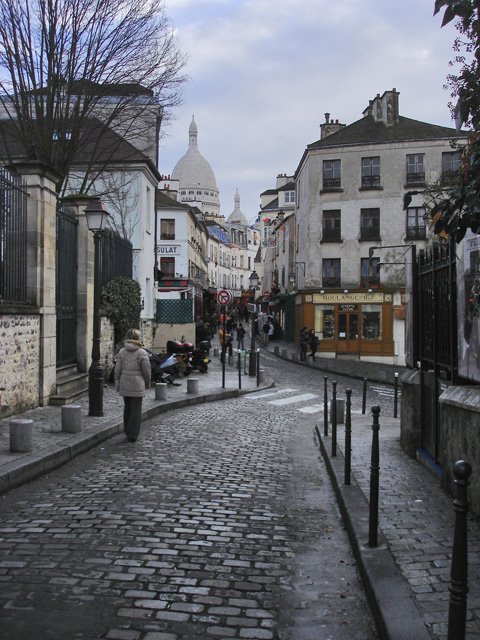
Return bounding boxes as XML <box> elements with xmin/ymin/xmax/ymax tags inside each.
<box><xmin>238</xmin><ymin>350</ymin><xmax>242</xmax><ymax>390</ymax></box>
<box><xmin>344</xmin><ymin>389</ymin><xmax>352</xmax><ymax>486</ymax></box>
<box><xmin>331</xmin><ymin>381</ymin><xmax>337</xmax><ymax>457</ymax></box>
<box><xmin>324</xmin><ymin>376</ymin><xmax>328</xmax><ymax>436</ymax></box>
<box><xmin>447</xmin><ymin>460</ymin><xmax>472</xmax><ymax>640</ymax></box>
<box><xmin>362</xmin><ymin>378</ymin><xmax>367</xmax><ymax>415</ymax></box>
<box><xmin>256</xmin><ymin>348</ymin><xmax>260</xmax><ymax>387</ymax></box>
<box><xmin>368</xmin><ymin>405</ymin><xmax>381</xmax><ymax>547</ymax></box>
<box><xmin>394</xmin><ymin>372</ymin><xmax>399</xmax><ymax>418</ymax></box>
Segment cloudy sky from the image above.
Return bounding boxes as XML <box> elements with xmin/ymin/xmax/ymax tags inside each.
<box><xmin>158</xmin><ymin>0</ymin><xmax>462</xmax><ymax>222</ymax></box>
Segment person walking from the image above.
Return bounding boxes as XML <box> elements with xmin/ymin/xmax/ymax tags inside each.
<box><xmin>237</xmin><ymin>323</ymin><xmax>246</xmax><ymax>351</ymax></box>
<box><xmin>308</xmin><ymin>329</ymin><xmax>318</xmax><ymax>361</ymax></box>
<box><xmin>300</xmin><ymin>327</ymin><xmax>309</xmax><ymax>361</ymax></box>
<box><xmin>219</xmin><ymin>325</ymin><xmax>233</xmax><ymax>362</ymax></box>
<box><xmin>114</xmin><ymin>328</ymin><xmax>151</xmax><ymax>442</ymax></box>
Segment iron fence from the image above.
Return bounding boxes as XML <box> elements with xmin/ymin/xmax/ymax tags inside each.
<box><xmin>98</xmin><ymin>228</ymin><xmax>133</xmax><ymax>293</ymax></box>
<box><xmin>0</xmin><ymin>168</ymin><xmax>28</xmax><ymax>305</ymax></box>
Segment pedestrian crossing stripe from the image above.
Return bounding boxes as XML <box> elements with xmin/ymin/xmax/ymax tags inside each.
<box><xmin>249</xmin><ymin>388</ymin><xmax>297</xmax><ymax>399</ymax></box>
<box><xmin>269</xmin><ymin>393</ymin><xmax>319</xmax><ymax>406</ymax></box>
<box><xmin>299</xmin><ymin>404</ymin><xmax>324</xmax><ymax>414</ymax></box>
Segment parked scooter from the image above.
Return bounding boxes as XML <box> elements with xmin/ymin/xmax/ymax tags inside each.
<box><xmin>189</xmin><ymin>340</ymin><xmax>211</xmax><ymax>373</ymax></box>
<box><xmin>147</xmin><ymin>350</ymin><xmax>181</xmax><ymax>385</ymax></box>
<box><xmin>166</xmin><ymin>340</ymin><xmax>193</xmax><ymax>377</ymax></box>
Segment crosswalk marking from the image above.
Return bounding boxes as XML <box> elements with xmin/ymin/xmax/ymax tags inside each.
<box><xmin>269</xmin><ymin>393</ymin><xmax>319</xmax><ymax>406</ymax></box>
<box><xmin>249</xmin><ymin>388</ymin><xmax>296</xmax><ymax>399</ymax></box>
<box><xmin>299</xmin><ymin>404</ymin><xmax>324</xmax><ymax>414</ymax></box>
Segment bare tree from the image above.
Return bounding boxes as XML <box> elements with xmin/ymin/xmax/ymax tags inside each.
<box><xmin>0</xmin><ymin>0</ymin><xmax>187</xmax><ymax>192</ymax></box>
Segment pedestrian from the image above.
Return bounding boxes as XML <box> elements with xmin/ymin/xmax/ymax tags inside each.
<box><xmin>219</xmin><ymin>325</ymin><xmax>233</xmax><ymax>361</ymax></box>
<box><xmin>308</xmin><ymin>329</ymin><xmax>318</xmax><ymax>361</ymax></box>
<box><xmin>263</xmin><ymin>320</ymin><xmax>270</xmax><ymax>342</ymax></box>
<box><xmin>114</xmin><ymin>328</ymin><xmax>151</xmax><ymax>442</ymax></box>
<box><xmin>300</xmin><ymin>326</ymin><xmax>309</xmax><ymax>361</ymax></box>
<box><xmin>268</xmin><ymin>320</ymin><xmax>274</xmax><ymax>341</ymax></box>
<box><xmin>237</xmin><ymin>322</ymin><xmax>246</xmax><ymax>350</ymax></box>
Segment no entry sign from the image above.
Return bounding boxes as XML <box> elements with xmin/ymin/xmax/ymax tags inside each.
<box><xmin>218</xmin><ymin>289</ymin><xmax>232</xmax><ymax>306</ymax></box>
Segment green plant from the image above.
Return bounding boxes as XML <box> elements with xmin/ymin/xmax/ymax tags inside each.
<box><xmin>101</xmin><ymin>276</ymin><xmax>142</xmax><ymax>344</ymax></box>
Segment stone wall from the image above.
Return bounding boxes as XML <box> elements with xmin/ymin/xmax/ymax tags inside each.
<box><xmin>0</xmin><ymin>310</ymin><xmax>41</xmax><ymax>418</ymax></box>
<box><xmin>100</xmin><ymin>315</ymin><xmax>116</xmax><ymax>380</ymax></box>
<box><xmin>399</xmin><ymin>370</ymin><xmax>422</xmax><ymax>458</ymax></box>
<box><xmin>439</xmin><ymin>386</ymin><xmax>480</xmax><ymax>520</ymax></box>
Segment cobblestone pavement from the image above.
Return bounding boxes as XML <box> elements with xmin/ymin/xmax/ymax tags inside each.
<box><xmin>0</xmin><ymin>393</ymin><xmax>377</xmax><ymax>639</ymax></box>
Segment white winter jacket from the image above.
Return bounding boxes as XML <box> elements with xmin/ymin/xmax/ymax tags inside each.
<box><xmin>114</xmin><ymin>340</ymin><xmax>151</xmax><ymax>397</ymax></box>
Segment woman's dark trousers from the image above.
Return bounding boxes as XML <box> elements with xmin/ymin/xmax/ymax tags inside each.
<box><xmin>123</xmin><ymin>396</ymin><xmax>143</xmax><ymax>440</ymax></box>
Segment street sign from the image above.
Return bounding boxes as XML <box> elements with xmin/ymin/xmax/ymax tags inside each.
<box><xmin>218</xmin><ymin>289</ymin><xmax>233</xmax><ymax>306</ymax></box>
<box><xmin>264</xmin><ymin>291</ymin><xmax>270</xmax><ymax>299</ymax></box>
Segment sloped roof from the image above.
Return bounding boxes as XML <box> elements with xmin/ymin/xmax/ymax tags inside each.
<box><xmin>277</xmin><ymin>181</ymin><xmax>295</xmax><ymax>191</ymax></box>
<box><xmin>307</xmin><ymin>115</ymin><xmax>467</xmax><ymax>150</ymax></box>
<box><xmin>155</xmin><ymin>190</ymin><xmax>191</xmax><ymax>209</ymax></box>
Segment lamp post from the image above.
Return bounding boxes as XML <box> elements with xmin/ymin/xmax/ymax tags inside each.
<box><xmin>289</xmin><ymin>261</ymin><xmax>306</xmax><ymax>288</ymax></box>
<box><xmin>248</xmin><ymin>270</ymin><xmax>259</xmax><ymax>376</ymax></box>
<box><xmin>85</xmin><ymin>198</ymin><xmax>110</xmax><ymax>417</ymax></box>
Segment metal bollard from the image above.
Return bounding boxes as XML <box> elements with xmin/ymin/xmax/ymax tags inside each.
<box><xmin>331</xmin><ymin>381</ymin><xmax>337</xmax><ymax>457</ymax></box>
<box><xmin>362</xmin><ymin>378</ymin><xmax>367</xmax><ymax>414</ymax></box>
<box><xmin>256</xmin><ymin>348</ymin><xmax>260</xmax><ymax>387</ymax></box>
<box><xmin>324</xmin><ymin>376</ymin><xmax>328</xmax><ymax>437</ymax></box>
<box><xmin>344</xmin><ymin>389</ymin><xmax>352</xmax><ymax>486</ymax></box>
<box><xmin>368</xmin><ymin>405</ymin><xmax>381</xmax><ymax>547</ymax></box>
<box><xmin>238</xmin><ymin>350</ymin><xmax>242</xmax><ymax>390</ymax></box>
<box><xmin>447</xmin><ymin>460</ymin><xmax>473</xmax><ymax>640</ymax></box>
<box><xmin>394</xmin><ymin>372</ymin><xmax>399</xmax><ymax>418</ymax></box>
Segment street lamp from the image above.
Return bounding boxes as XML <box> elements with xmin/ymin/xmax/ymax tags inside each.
<box><xmin>289</xmin><ymin>262</ymin><xmax>305</xmax><ymax>287</ymax></box>
<box><xmin>248</xmin><ymin>270</ymin><xmax>259</xmax><ymax>376</ymax></box>
<box><xmin>85</xmin><ymin>198</ymin><xmax>110</xmax><ymax>417</ymax></box>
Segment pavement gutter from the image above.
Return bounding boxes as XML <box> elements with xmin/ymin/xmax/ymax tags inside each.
<box><xmin>315</xmin><ymin>425</ymin><xmax>431</xmax><ymax>640</ymax></box>
<box><xmin>0</xmin><ymin>380</ymin><xmax>274</xmax><ymax>496</ymax></box>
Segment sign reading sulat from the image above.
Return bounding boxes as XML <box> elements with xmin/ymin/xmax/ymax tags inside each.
<box><xmin>313</xmin><ymin>292</ymin><xmax>384</xmax><ymax>304</ymax></box>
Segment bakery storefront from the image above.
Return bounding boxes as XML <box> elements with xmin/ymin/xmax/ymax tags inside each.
<box><xmin>300</xmin><ymin>291</ymin><xmax>403</xmax><ymax>360</ymax></box>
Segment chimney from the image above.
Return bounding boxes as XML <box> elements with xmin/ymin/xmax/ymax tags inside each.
<box><xmin>363</xmin><ymin>89</ymin><xmax>400</xmax><ymax>126</ymax></box>
<box><xmin>320</xmin><ymin>115</ymin><xmax>346</xmax><ymax>139</ymax></box>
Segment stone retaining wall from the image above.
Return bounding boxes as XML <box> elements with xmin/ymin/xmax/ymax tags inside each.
<box><xmin>0</xmin><ymin>310</ymin><xmax>40</xmax><ymax>418</ymax></box>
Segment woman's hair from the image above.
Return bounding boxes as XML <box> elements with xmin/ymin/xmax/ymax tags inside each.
<box><xmin>125</xmin><ymin>328</ymin><xmax>142</xmax><ymax>341</ymax></box>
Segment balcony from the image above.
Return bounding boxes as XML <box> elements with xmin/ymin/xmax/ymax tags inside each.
<box><xmin>359</xmin><ymin>226</ymin><xmax>381</xmax><ymax>241</ymax></box>
<box><xmin>322</xmin><ymin>277</ymin><xmax>341</xmax><ymax>288</ymax></box>
<box><xmin>406</xmin><ymin>172</ymin><xmax>425</xmax><ymax>186</ymax></box>
<box><xmin>406</xmin><ymin>226</ymin><xmax>426</xmax><ymax>240</ymax></box>
<box><xmin>322</xmin><ymin>228</ymin><xmax>342</xmax><ymax>243</ymax></box>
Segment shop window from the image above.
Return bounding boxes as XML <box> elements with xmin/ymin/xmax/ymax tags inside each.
<box><xmin>362</xmin><ymin>304</ymin><xmax>382</xmax><ymax>340</ymax></box>
<box><xmin>160</xmin><ymin>219</ymin><xmax>175</xmax><ymax>240</ymax></box>
<box><xmin>315</xmin><ymin>306</ymin><xmax>335</xmax><ymax>340</ymax></box>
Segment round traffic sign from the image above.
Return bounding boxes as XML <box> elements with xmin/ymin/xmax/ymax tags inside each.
<box><xmin>218</xmin><ymin>289</ymin><xmax>232</xmax><ymax>306</ymax></box>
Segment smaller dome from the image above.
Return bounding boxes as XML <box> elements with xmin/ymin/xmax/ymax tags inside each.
<box><xmin>227</xmin><ymin>189</ymin><xmax>248</xmax><ymax>226</ymax></box>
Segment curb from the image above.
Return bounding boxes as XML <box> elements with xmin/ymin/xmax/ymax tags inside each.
<box><xmin>315</xmin><ymin>426</ymin><xmax>431</xmax><ymax>640</ymax></box>
<box><xmin>0</xmin><ymin>379</ymin><xmax>274</xmax><ymax>496</ymax></box>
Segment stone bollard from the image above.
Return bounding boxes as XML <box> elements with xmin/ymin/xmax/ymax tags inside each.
<box><xmin>187</xmin><ymin>377</ymin><xmax>199</xmax><ymax>394</ymax></box>
<box><xmin>228</xmin><ymin>354</ymin><xmax>234</xmax><ymax>365</ymax></box>
<box><xmin>258</xmin><ymin>368</ymin><xmax>266</xmax><ymax>383</ymax></box>
<box><xmin>281</xmin><ymin>349</ymin><xmax>288</xmax><ymax>359</ymax></box>
<box><xmin>214</xmin><ymin>347</ymin><xmax>219</xmax><ymax>357</ymax></box>
<box><xmin>274</xmin><ymin>346</ymin><xmax>280</xmax><ymax>356</ymax></box>
<box><xmin>330</xmin><ymin>399</ymin><xmax>345</xmax><ymax>424</ymax></box>
<box><xmin>155</xmin><ymin>382</ymin><xmax>168</xmax><ymax>401</ymax></box>
<box><xmin>10</xmin><ymin>419</ymin><xmax>34</xmax><ymax>453</ymax></box>
<box><xmin>291</xmin><ymin>353</ymin><xmax>298</xmax><ymax>362</ymax></box>
<box><xmin>61</xmin><ymin>404</ymin><xmax>82</xmax><ymax>434</ymax></box>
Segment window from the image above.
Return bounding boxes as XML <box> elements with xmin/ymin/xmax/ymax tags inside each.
<box><xmin>406</xmin><ymin>207</ymin><xmax>426</xmax><ymax>240</ymax></box>
<box><xmin>160</xmin><ymin>219</ymin><xmax>175</xmax><ymax>240</ymax></box>
<box><xmin>360</xmin><ymin>208</ymin><xmax>380</xmax><ymax>240</ymax></box>
<box><xmin>323</xmin><ymin>160</ymin><xmax>341</xmax><ymax>189</ymax></box>
<box><xmin>322</xmin><ymin>258</ymin><xmax>341</xmax><ymax>287</ymax></box>
<box><xmin>361</xmin><ymin>257</ymin><xmax>380</xmax><ymax>286</ymax></box>
<box><xmin>160</xmin><ymin>257</ymin><xmax>175</xmax><ymax>276</ymax></box>
<box><xmin>315</xmin><ymin>306</ymin><xmax>335</xmax><ymax>340</ymax></box>
<box><xmin>362</xmin><ymin>305</ymin><xmax>382</xmax><ymax>340</ymax></box>
<box><xmin>406</xmin><ymin>154</ymin><xmax>425</xmax><ymax>185</ymax></box>
<box><xmin>323</xmin><ymin>210</ymin><xmax>341</xmax><ymax>242</ymax></box>
<box><xmin>362</xmin><ymin>157</ymin><xmax>380</xmax><ymax>188</ymax></box>
<box><xmin>285</xmin><ymin>190</ymin><xmax>295</xmax><ymax>203</ymax></box>
<box><xmin>442</xmin><ymin>151</ymin><xmax>462</xmax><ymax>184</ymax></box>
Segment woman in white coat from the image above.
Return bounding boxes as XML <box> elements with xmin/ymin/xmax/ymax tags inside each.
<box><xmin>114</xmin><ymin>328</ymin><xmax>151</xmax><ymax>441</ymax></box>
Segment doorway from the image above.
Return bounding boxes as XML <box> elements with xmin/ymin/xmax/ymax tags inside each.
<box><xmin>336</xmin><ymin>309</ymin><xmax>359</xmax><ymax>355</ymax></box>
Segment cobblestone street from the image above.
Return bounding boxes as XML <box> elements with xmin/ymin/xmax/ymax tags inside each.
<box><xmin>0</xmin><ymin>392</ymin><xmax>377</xmax><ymax>640</ymax></box>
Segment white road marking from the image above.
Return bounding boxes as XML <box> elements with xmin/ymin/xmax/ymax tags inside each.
<box><xmin>298</xmin><ymin>404</ymin><xmax>325</xmax><ymax>414</ymax></box>
<box><xmin>249</xmin><ymin>388</ymin><xmax>297</xmax><ymax>399</ymax></box>
<box><xmin>269</xmin><ymin>393</ymin><xmax>319</xmax><ymax>406</ymax></box>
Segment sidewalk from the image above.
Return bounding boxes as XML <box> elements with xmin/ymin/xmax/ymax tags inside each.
<box><xmin>0</xmin><ymin>346</ymin><xmax>272</xmax><ymax>495</ymax></box>
<box><xmin>0</xmin><ymin>335</ymin><xmax>479</xmax><ymax>639</ymax></box>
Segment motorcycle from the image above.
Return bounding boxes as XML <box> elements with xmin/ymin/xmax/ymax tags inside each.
<box><xmin>147</xmin><ymin>350</ymin><xmax>181</xmax><ymax>385</ymax></box>
<box><xmin>166</xmin><ymin>340</ymin><xmax>193</xmax><ymax>377</ymax></box>
<box><xmin>189</xmin><ymin>340</ymin><xmax>211</xmax><ymax>373</ymax></box>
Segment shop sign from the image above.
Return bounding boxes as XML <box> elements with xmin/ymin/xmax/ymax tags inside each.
<box><xmin>339</xmin><ymin>304</ymin><xmax>358</xmax><ymax>311</ymax></box>
<box><xmin>313</xmin><ymin>292</ymin><xmax>383</xmax><ymax>304</ymax></box>
<box><xmin>155</xmin><ymin>244</ymin><xmax>181</xmax><ymax>255</ymax></box>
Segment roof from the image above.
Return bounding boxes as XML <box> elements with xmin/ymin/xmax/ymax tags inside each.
<box><xmin>307</xmin><ymin>115</ymin><xmax>467</xmax><ymax>150</ymax></box>
<box><xmin>277</xmin><ymin>181</ymin><xmax>295</xmax><ymax>191</ymax></box>
<box><xmin>155</xmin><ymin>190</ymin><xmax>192</xmax><ymax>209</ymax></box>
